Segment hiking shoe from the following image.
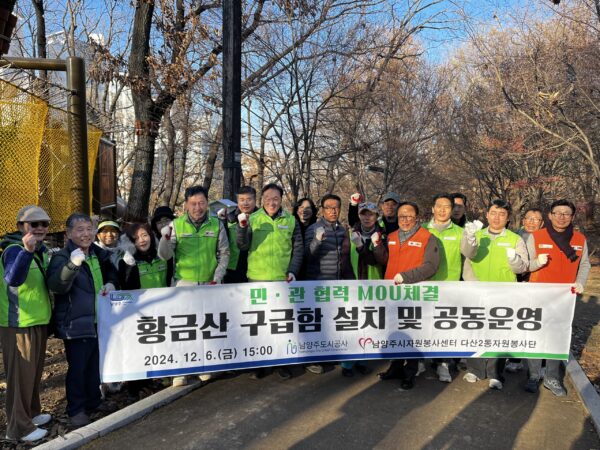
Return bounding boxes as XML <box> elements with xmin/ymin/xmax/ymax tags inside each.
<box><xmin>463</xmin><ymin>372</ymin><xmax>479</xmax><ymax>383</ymax></box>
<box><xmin>505</xmin><ymin>362</ymin><xmax>524</xmax><ymax>373</ymax></box>
<box><xmin>305</xmin><ymin>364</ymin><xmax>324</xmax><ymax>374</ymax></box>
<box><xmin>355</xmin><ymin>364</ymin><xmax>372</xmax><ymax>375</ymax></box>
<box><xmin>525</xmin><ymin>378</ymin><xmax>539</xmax><ymax>393</ymax></box>
<box><xmin>32</xmin><ymin>413</ymin><xmax>52</xmax><ymax>426</ymax></box>
<box><xmin>172</xmin><ymin>376</ymin><xmax>188</xmax><ymax>387</ymax></box>
<box><xmin>416</xmin><ymin>360</ymin><xmax>426</xmax><ymax>377</ymax></box>
<box><xmin>249</xmin><ymin>368</ymin><xmax>267</xmax><ymax>380</ymax></box>
<box><xmin>342</xmin><ymin>368</ymin><xmax>354</xmax><ymax>377</ymax></box>
<box><xmin>69</xmin><ymin>411</ymin><xmax>90</xmax><ymax>428</ymax></box>
<box><xmin>378</xmin><ymin>364</ymin><xmax>402</xmax><ymax>380</ymax></box>
<box><xmin>20</xmin><ymin>427</ymin><xmax>47</xmax><ymax>442</ymax></box>
<box><xmin>489</xmin><ymin>378</ymin><xmax>503</xmax><ymax>390</ymax></box>
<box><xmin>543</xmin><ymin>378</ymin><xmax>567</xmax><ymax>396</ymax></box>
<box><xmin>277</xmin><ymin>367</ymin><xmax>292</xmax><ymax>380</ymax></box>
<box><xmin>437</xmin><ymin>363</ymin><xmax>452</xmax><ymax>383</ymax></box>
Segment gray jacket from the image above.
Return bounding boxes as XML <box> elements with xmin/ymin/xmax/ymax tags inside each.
<box><xmin>305</xmin><ymin>218</ymin><xmax>354</xmax><ymax>280</ymax></box>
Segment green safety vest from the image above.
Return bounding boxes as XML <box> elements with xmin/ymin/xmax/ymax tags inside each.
<box><xmin>349</xmin><ymin>230</ymin><xmax>383</xmax><ymax>280</ymax></box>
<box><xmin>227</xmin><ymin>221</ymin><xmax>240</xmax><ymax>271</ymax></box>
<box><xmin>0</xmin><ymin>244</ymin><xmax>51</xmax><ymax>328</ymax></box>
<box><xmin>86</xmin><ymin>253</ymin><xmax>104</xmax><ymax>323</ymax></box>
<box><xmin>423</xmin><ymin>221</ymin><xmax>464</xmax><ymax>281</ymax></box>
<box><xmin>137</xmin><ymin>258</ymin><xmax>168</xmax><ymax>289</ymax></box>
<box><xmin>174</xmin><ymin>214</ymin><xmax>219</xmax><ymax>282</ymax></box>
<box><xmin>469</xmin><ymin>228</ymin><xmax>521</xmax><ymax>282</ymax></box>
<box><xmin>247</xmin><ymin>209</ymin><xmax>295</xmax><ymax>281</ymax></box>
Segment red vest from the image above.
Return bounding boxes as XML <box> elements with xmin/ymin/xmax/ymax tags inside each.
<box><xmin>384</xmin><ymin>227</ymin><xmax>431</xmax><ymax>280</ymax></box>
<box><xmin>529</xmin><ymin>228</ymin><xmax>586</xmax><ymax>283</ymax></box>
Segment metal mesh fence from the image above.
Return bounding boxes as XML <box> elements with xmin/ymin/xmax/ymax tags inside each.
<box><xmin>0</xmin><ymin>79</ymin><xmax>103</xmax><ymax>236</ymax></box>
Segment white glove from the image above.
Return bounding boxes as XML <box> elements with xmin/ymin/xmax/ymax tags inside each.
<box><xmin>70</xmin><ymin>248</ymin><xmax>86</xmax><ymax>266</ymax></box>
<box><xmin>22</xmin><ymin>232</ymin><xmax>37</xmax><ymax>253</ymax></box>
<box><xmin>217</xmin><ymin>208</ymin><xmax>227</xmax><ymax>220</ymax></box>
<box><xmin>123</xmin><ymin>251</ymin><xmax>136</xmax><ymax>266</ymax></box>
<box><xmin>315</xmin><ymin>227</ymin><xmax>326</xmax><ymax>241</ymax></box>
<box><xmin>394</xmin><ymin>273</ymin><xmax>404</xmax><ymax>285</ymax></box>
<box><xmin>573</xmin><ymin>283</ymin><xmax>584</xmax><ymax>294</ymax></box>
<box><xmin>506</xmin><ymin>248</ymin><xmax>517</xmax><ymax>261</ymax></box>
<box><xmin>100</xmin><ymin>283</ymin><xmax>116</xmax><ymax>296</ymax></box>
<box><xmin>238</xmin><ymin>213</ymin><xmax>249</xmax><ymax>228</ymax></box>
<box><xmin>464</xmin><ymin>220</ymin><xmax>483</xmax><ymax>236</ymax></box>
<box><xmin>537</xmin><ymin>253</ymin><xmax>549</xmax><ymax>266</ymax></box>
<box><xmin>371</xmin><ymin>231</ymin><xmax>382</xmax><ymax>247</ymax></box>
<box><xmin>287</xmin><ymin>273</ymin><xmax>296</xmax><ymax>283</ymax></box>
<box><xmin>350</xmin><ymin>231</ymin><xmax>363</xmax><ymax>248</ymax></box>
<box><xmin>161</xmin><ymin>225</ymin><xmax>173</xmax><ymax>240</ymax></box>
<box><xmin>350</xmin><ymin>192</ymin><xmax>363</xmax><ymax>206</ymax></box>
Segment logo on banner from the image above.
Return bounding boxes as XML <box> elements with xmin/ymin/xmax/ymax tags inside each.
<box><xmin>287</xmin><ymin>340</ymin><xmax>298</xmax><ymax>355</ymax></box>
<box><xmin>359</xmin><ymin>337</ymin><xmax>374</xmax><ymax>349</ymax></box>
<box><xmin>109</xmin><ymin>292</ymin><xmax>134</xmax><ymax>305</ymax></box>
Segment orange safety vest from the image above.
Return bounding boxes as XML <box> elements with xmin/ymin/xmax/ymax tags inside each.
<box><xmin>384</xmin><ymin>227</ymin><xmax>431</xmax><ymax>280</ymax></box>
<box><xmin>529</xmin><ymin>228</ymin><xmax>586</xmax><ymax>283</ymax></box>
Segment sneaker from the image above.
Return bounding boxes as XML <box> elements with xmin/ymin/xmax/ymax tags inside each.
<box><xmin>32</xmin><ymin>413</ymin><xmax>52</xmax><ymax>426</ymax></box>
<box><xmin>305</xmin><ymin>364</ymin><xmax>324</xmax><ymax>374</ymax></box>
<box><xmin>342</xmin><ymin>368</ymin><xmax>354</xmax><ymax>377</ymax></box>
<box><xmin>355</xmin><ymin>364</ymin><xmax>372</xmax><ymax>375</ymax></box>
<box><xmin>505</xmin><ymin>362</ymin><xmax>524</xmax><ymax>373</ymax></box>
<box><xmin>198</xmin><ymin>373</ymin><xmax>212</xmax><ymax>382</ymax></box>
<box><xmin>489</xmin><ymin>378</ymin><xmax>503</xmax><ymax>390</ymax></box>
<box><xmin>437</xmin><ymin>363</ymin><xmax>452</xmax><ymax>383</ymax></box>
<box><xmin>277</xmin><ymin>367</ymin><xmax>292</xmax><ymax>380</ymax></box>
<box><xmin>69</xmin><ymin>411</ymin><xmax>91</xmax><ymax>428</ymax></box>
<box><xmin>463</xmin><ymin>372</ymin><xmax>479</xmax><ymax>383</ymax></box>
<box><xmin>20</xmin><ymin>427</ymin><xmax>47</xmax><ymax>442</ymax></box>
<box><xmin>525</xmin><ymin>378</ymin><xmax>539</xmax><ymax>393</ymax></box>
<box><xmin>416</xmin><ymin>360</ymin><xmax>426</xmax><ymax>377</ymax></box>
<box><xmin>172</xmin><ymin>376</ymin><xmax>188</xmax><ymax>387</ymax></box>
<box><xmin>543</xmin><ymin>378</ymin><xmax>567</xmax><ymax>396</ymax></box>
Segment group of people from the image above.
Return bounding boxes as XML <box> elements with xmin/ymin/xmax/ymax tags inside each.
<box><xmin>0</xmin><ymin>183</ymin><xmax>590</xmax><ymax>442</ymax></box>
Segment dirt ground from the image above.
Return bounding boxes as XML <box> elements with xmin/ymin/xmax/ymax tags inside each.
<box><xmin>2</xmin><ymin>270</ymin><xmax>600</xmax><ymax>449</ymax></box>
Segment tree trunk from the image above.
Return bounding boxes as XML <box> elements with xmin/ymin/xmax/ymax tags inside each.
<box><xmin>161</xmin><ymin>106</ymin><xmax>176</xmax><ymax>206</ymax></box>
<box><xmin>203</xmin><ymin>122</ymin><xmax>223</xmax><ymax>193</ymax></box>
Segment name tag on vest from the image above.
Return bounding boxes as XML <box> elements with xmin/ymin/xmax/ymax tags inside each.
<box><xmin>204</xmin><ymin>231</ymin><xmax>216</xmax><ymax>237</ymax></box>
<box><xmin>443</xmin><ymin>236</ymin><xmax>457</xmax><ymax>241</ymax></box>
<box><xmin>180</xmin><ymin>233</ymin><xmax>193</xmax><ymax>237</ymax></box>
<box><xmin>408</xmin><ymin>241</ymin><xmax>422</xmax><ymax>247</ymax></box>
<box><xmin>388</xmin><ymin>240</ymin><xmax>397</xmax><ymax>245</ymax></box>
<box><xmin>573</xmin><ymin>245</ymin><xmax>583</xmax><ymax>251</ymax></box>
<box><xmin>277</xmin><ymin>225</ymin><xmax>289</xmax><ymax>229</ymax></box>
<box><xmin>539</xmin><ymin>244</ymin><xmax>553</xmax><ymax>249</ymax></box>
<box><xmin>497</xmin><ymin>242</ymin><xmax>511</xmax><ymax>247</ymax></box>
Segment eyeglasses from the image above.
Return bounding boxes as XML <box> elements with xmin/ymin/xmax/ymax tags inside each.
<box><xmin>398</xmin><ymin>216</ymin><xmax>416</xmax><ymax>221</ymax></box>
<box><xmin>551</xmin><ymin>212</ymin><xmax>573</xmax><ymax>218</ymax></box>
<box><xmin>28</xmin><ymin>221</ymin><xmax>49</xmax><ymax>228</ymax></box>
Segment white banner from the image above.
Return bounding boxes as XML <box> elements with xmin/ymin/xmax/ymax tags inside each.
<box><xmin>98</xmin><ymin>280</ymin><xmax>575</xmax><ymax>382</ymax></box>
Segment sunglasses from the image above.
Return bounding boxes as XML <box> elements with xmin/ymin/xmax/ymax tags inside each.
<box><xmin>28</xmin><ymin>221</ymin><xmax>50</xmax><ymax>228</ymax></box>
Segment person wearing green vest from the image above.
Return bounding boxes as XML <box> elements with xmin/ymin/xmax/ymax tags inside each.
<box><xmin>462</xmin><ymin>199</ymin><xmax>529</xmax><ymax>391</ymax></box>
<box><xmin>0</xmin><ymin>206</ymin><xmax>53</xmax><ymax>442</ymax></box>
<box><xmin>342</xmin><ymin>202</ymin><xmax>387</xmax><ymax>377</ymax></box>
<box><xmin>423</xmin><ymin>193</ymin><xmax>478</xmax><ymax>383</ymax></box>
<box><xmin>219</xmin><ymin>186</ymin><xmax>258</xmax><ymax>284</ymax></box>
<box><xmin>158</xmin><ymin>185</ymin><xmax>229</xmax><ymax>386</ymax></box>
<box><xmin>158</xmin><ymin>185</ymin><xmax>229</xmax><ymax>287</ymax></box>
<box><xmin>237</xmin><ymin>183</ymin><xmax>303</xmax><ymax>380</ymax></box>
<box><xmin>47</xmin><ymin>213</ymin><xmax>119</xmax><ymax>428</ymax></box>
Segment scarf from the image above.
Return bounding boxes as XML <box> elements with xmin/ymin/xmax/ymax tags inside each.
<box><xmin>545</xmin><ymin>220</ymin><xmax>578</xmax><ymax>262</ymax></box>
<box><xmin>397</xmin><ymin>223</ymin><xmax>421</xmax><ymax>245</ymax></box>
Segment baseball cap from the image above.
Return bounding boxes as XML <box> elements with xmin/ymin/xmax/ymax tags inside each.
<box><xmin>382</xmin><ymin>192</ymin><xmax>400</xmax><ymax>204</ymax></box>
<box><xmin>358</xmin><ymin>202</ymin><xmax>378</xmax><ymax>214</ymax></box>
<box><xmin>16</xmin><ymin>205</ymin><xmax>51</xmax><ymax>223</ymax></box>
<box><xmin>97</xmin><ymin>220</ymin><xmax>121</xmax><ymax>233</ymax></box>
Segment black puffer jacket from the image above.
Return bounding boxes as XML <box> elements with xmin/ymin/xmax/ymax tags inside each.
<box><xmin>47</xmin><ymin>240</ymin><xmax>119</xmax><ymax>339</ymax></box>
<box><xmin>305</xmin><ymin>218</ymin><xmax>354</xmax><ymax>280</ymax></box>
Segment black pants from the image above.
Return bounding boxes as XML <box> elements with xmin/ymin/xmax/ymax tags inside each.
<box><xmin>64</xmin><ymin>338</ymin><xmax>102</xmax><ymax>417</ymax></box>
<box><xmin>387</xmin><ymin>359</ymin><xmax>419</xmax><ymax>380</ymax></box>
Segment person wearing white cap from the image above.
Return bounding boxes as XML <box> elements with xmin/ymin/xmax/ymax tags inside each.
<box><xmin>348</xmin><ymin>191</ymin><xmax>400</xmax><ymax>236</ymax></box>
<box><xmin>95</xmin><ymin>220</ymin><xmax>121</xmax><ymax>251</ymax></box>
<box><xmin>0</xmin><ymin>206</ymin><xmax>53</xmax><ymax>442</ymax></box>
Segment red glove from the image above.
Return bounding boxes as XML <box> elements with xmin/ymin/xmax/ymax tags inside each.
<box><xmin>350</xmin><ymin>192</ymin><xmax>363</xmax><ymax>206</ymax></box>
